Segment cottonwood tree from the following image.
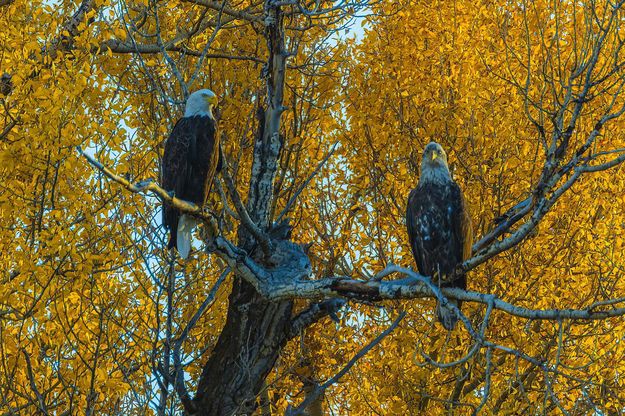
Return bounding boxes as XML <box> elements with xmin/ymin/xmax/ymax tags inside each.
<box><xmin>2</xmin><ymin>0</ymin><xmax>625</xmax><ymax>414</ymax></box>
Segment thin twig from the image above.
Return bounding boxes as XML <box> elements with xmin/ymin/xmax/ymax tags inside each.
<box><xmin>21</xmin><ymin>349</ymin><xmax>49</xmax><ymax>416</ymax></box>
<box><xmin>172</xmin><ymin>267</ymin><xmax>230</xmax><ymax>414</ymax></box>
<box><xmin>472</xmin><ymin>347</ymin><xmax>493</xmax><ymax>416</ymax></box>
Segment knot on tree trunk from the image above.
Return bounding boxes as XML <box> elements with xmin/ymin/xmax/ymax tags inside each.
<box><xmin>250</xmin><ymin>220</ymin><xmax>312</xmax><ymax>279</ymax></box>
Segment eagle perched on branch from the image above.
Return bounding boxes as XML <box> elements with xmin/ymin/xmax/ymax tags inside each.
<box><xmin>161</xmin><ymin>89</ymin><xmax>220</xmax><ymax>259</ymax></box>
<box><xmin>406</xmin><ymin>142</ymin><xmax>473</xmax><ymax>330</ymax></box>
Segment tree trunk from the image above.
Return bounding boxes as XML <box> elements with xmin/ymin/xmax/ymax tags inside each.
<box><xmin>194</xmin><ymin>279</ymin><xmax>293</xmax><ymax>415</ymax></box>
<box><xmin>193</xmin><ymin>2</ymin><xmax>293</xmax><ymax>414</ymax></box>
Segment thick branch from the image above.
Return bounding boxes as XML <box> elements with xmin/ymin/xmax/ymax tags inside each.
<box><xmin>245</xmin><ymin>0</ymin><xmax>288</xmax><ymax>231</ymax></box>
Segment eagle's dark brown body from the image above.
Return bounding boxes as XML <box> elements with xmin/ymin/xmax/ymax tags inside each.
<box><xmin>161</xmin><ymin>115</ymin><xmax>220</xmax><ymax>250</ymax></box>
<box><xmin>406</xmin><ymin>182</ymin><xmax>469</xmax><ymax>285</ymax></box>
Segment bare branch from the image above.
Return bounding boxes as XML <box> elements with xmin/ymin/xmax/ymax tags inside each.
<box><xmin>220</xmin><ymin>155</ymin><xmax>274</xmax><ymax>255</ymax></box>
<box><xmin>21</xmin><ymin>349</ymin><xmax>48</xmax><ymax>416</ymax></box>
<box><xmin>472</xmin><ymin>348</ymin><xmax>493</xmax><ymax>416</ymax></box>
<box><xmin>475</xmin><ymin>196</ymin><xmax>532</xmax><ymax>252</ymax></box>
<box><xmin>244</xmin><ymin>0</ymin><xmax>289</xmax><ymax>231</ymax></box>
<box><xmin>276</xmin><ymin>141</ymin><xmax>338</xmax><ymax>223</ymax></box>
<box><xmin>78</xmin><ymin>146</ymin><xmax>209</xmax><ymax>220</ymax></box>
<box><xmin>0</xmin><ymin>118</ymin><xmax>17</xmax><ymax>141</ymax></box>
<box><xmin>579</xmin><ymin>152</ymin><xmax>625</xmax><ymax>172</ymax></box>
<box><xmin>153</xmin><ymin>0</ymin><xmax>189</xmax><ymax>97</ymax></box>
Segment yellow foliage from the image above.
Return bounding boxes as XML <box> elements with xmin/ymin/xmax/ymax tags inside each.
<box><xmin>1</xmin><ymin>0</ymin><xmax>625</xmax><ymax>414</ymax></box>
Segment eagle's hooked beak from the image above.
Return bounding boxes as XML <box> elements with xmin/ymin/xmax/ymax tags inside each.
<box><xmin>431</xmin><ymin>152</ymin><xmax>438</xmax><ymax>161</ymax></box>
<box><xmin>206</xmin><ymin>95</ymin><xmax>218</xmax><ymax>107</ymax></box>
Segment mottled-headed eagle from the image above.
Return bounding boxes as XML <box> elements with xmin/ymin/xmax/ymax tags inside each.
<box><xmin>161</xmin><ymin>89</ymin><xmax>220</xmax><ymax>259</ymax></box>
<box><xmin>406</xmin><ymin>142</ymin><xmax>473</xmax><ymax>330</ymax></box>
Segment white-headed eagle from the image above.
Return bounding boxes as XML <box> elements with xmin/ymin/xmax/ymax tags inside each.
<box><xmin>406</xmin><ymin>142</ymin><xmax>473</xmax><ymax>330</ymax></box>
<box><xmin>161</xmin><ymin>89</ymin><xmax>220</xmax><ymax>259</ymax></box>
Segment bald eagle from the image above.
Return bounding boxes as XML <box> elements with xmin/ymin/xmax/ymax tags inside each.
<box><xmin>161</xmin><ymin>89</ymin><xmax>220</xmax><ymax>259</ymax></box>
<box><xmin>406</xmin><ymin>142</ymin><xmax>473</xmax><ymax>330</ymax></box>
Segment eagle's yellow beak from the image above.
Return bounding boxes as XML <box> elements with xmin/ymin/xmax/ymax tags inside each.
<box><xmin>206</xmin><ymin>95</ymin><xmax>218</xmax><ymax>106</ymax></box>
<box><xmin>431</xmin><ymin>152</ymin><xmax>438</xmax><ymax>161</ymax></box>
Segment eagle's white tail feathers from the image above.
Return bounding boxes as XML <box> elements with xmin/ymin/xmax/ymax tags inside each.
<box><xmin>437</xmin><ymin>299</ymin><xmax>459</xmax><ymax>331</ymax></box>
<box><xmin>177</xmin><ymin>215</ymin><xmax>199</xmax><ymax>259</ymax></box>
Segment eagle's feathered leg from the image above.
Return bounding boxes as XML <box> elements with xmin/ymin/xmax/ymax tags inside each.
<box><xmin>435</xmin><ymin>264</ymin><xmax>460</xmax><ymax>331</ymax></box>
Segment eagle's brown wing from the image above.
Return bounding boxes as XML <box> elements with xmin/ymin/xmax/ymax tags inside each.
<box><xmin>162</xmin><ymin>118</ymin><xmax>191</xmax><ymax>249</ymax></box>
<box><xmin>451</xmin><ymin>182</ymin><xmax>473</xmax><ymax>262</ymax></box>
<box><xmin>406</xmin><ymin>187</ymin><xmax>429</xmax><ymax>275</ymax></box>
<box><xmin>406</xmin><ymin>183</ymin><xmax>468</xmax><ymax>278</ymax></box>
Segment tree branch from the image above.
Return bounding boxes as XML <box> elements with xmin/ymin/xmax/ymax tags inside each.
<box><xmin>220</xmin><ymin>155</ymin><xmax>274</xmax><ymax>255</ymax></box>
<box><xmin>172</xmin><ymin>267</ymin><xmax>230</xmax><ymax>414</ymax></box>
<box><xmin>77</xmin><ymin>146</ymin><xmax>210</xmax><ymax>221</ymax></box>
<box><xmin>183</xmin><ymin>0</ymin><xmax>263</xmax><ymax>23</ymax></box>
<box><xmin>287</xmin><ymin>298</ymin><xmax>346</xmax><ymax>339</ymax></box>
<box><xmin>276</xmin><ymin>141</ymin><xmax>338</xmax><ymax>223</ymax></box>
<box><xmin>21</xmin><ymin>349</ymin><xmax>49</xmax><ymax>415</ymax></box>
<box><xmin>47</xmin><ymin>0</ymin><xmax>98</xmax><ymax>58</ymax></box>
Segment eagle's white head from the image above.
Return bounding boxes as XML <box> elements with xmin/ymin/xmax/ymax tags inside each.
<box><xmin>184</xmin><ymin>89</ymin><xmax>218</xmax><ymax>118</ymax></box>
<box><xmin>419</xmin><ymin>141</ymin><xmax>451</xmax><ymax>184</ymax></box>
